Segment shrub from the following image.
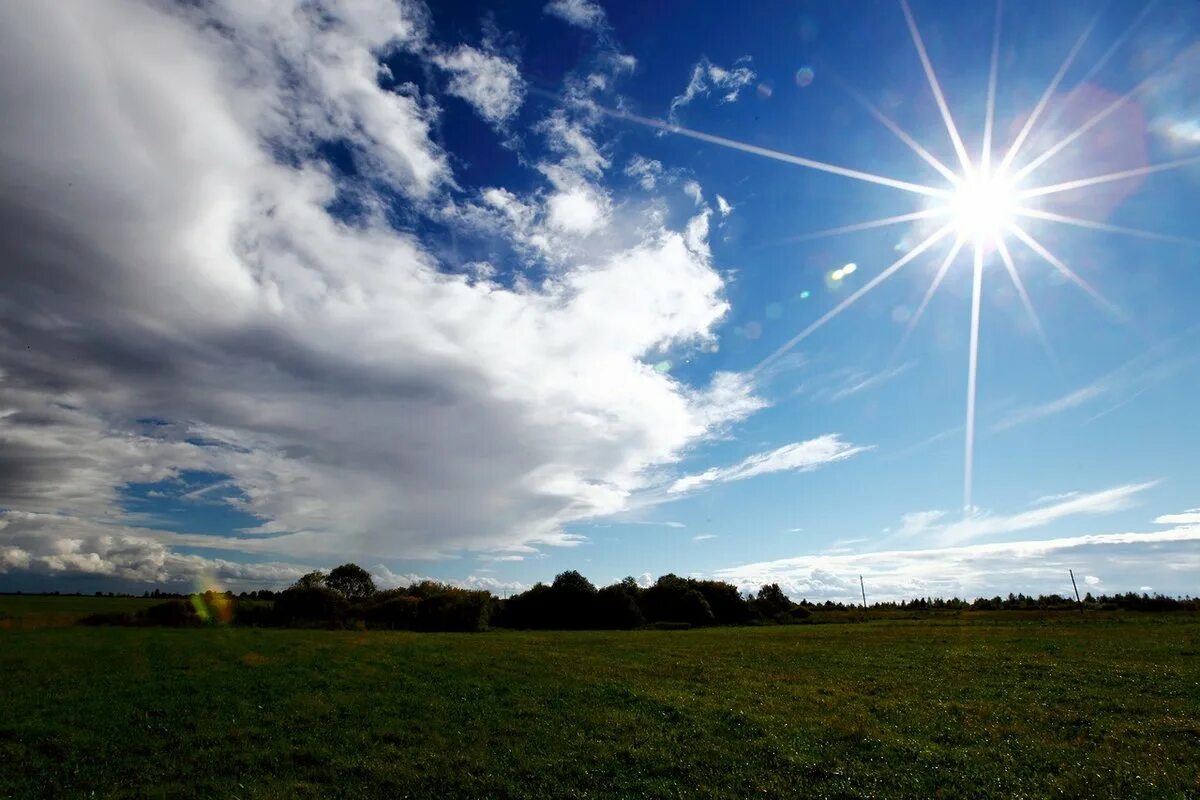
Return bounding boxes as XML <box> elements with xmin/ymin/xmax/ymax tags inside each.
<box><xmin>358</xmin><ymin>595</ymin><xmax>421</xmax><ymax>629</ymax></box>
<box><xmin>691</xmin><ymin>580</ymin><xmax>753</xmax><ymax>625</ymax></box>
<box><xmin>640</xmin><ymin>576</ymin><xmax>716</xmax><ymax>627</ymax></box>
<box><xmin>416</xmin><ymin>590</ymin><xmax>491</xmax><ymax>632</ymax></box>
<box><xmin>273</xmin><ymin>586</ymin><xmax>348</xmax><ymax>626</ymax></box>
<box><xmin>595</xmin><ymin>585</ymin><xmax>645</xmax><ymax>629</ymax></box>
<box><xmin>143</xmin><ymin>600</ymin><xmax>202</xmax><ymax>627</ymax></box>
<box><xmin>233</xmin><ymin>600</ymin><xmax>276</xmax><ymax>627</ymax></box>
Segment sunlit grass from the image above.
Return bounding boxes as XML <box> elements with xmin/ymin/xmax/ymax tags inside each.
<box><xmin>2</xmin><ymin>605</ymin><xmax>1198</xmax><ymax>798</ymax></box>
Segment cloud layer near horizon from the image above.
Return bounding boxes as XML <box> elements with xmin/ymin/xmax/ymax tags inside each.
<box><xmin>716</xmin><ymin>523</ymin><xmax>1200</xmax><ymax>602</ymax></box>
<box><xmin>0</xmin><ymin>0</ymin><xmax>774</xmax><ymax>580</ymax></box>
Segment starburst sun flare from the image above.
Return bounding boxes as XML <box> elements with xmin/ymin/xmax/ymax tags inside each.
<box><xmin>612</xmin><ymin>0</ymin><xmax>1200</xmax><ymax>516</ymax></box>
<box><xmin>944</xmin><ymin>169</ymin><xmax>1018</xmax><ymax>244</ymax></box>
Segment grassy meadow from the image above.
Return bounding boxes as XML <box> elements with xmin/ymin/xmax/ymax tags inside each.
<box><xmin>1</xmin><ymin>597</ymin><xmax>1198</xmax><ymax>799</ymax></box>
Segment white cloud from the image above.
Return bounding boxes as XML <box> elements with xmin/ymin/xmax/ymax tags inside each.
<box><xmin>433</xmin><ymin>45</ymin><xmax>525</xmax><ymax>125</ymax></box>
<box><xmin>715</xmin><ymin>195</ymin><xmax>733</xmax><ymax>217</ymax></box>
<box><xmin>669</xmin><ymin>434</ymin><xmax>869</xmax><ymax>494</ymax></box>
<box><xmin>895</xmin><ymin>510</ymin><xmax>948</xmax><ymax>537</ymax></box>
<box><xmin>1084</xmin><ymin>574</ymin><xmax>1102</xmax><ymax>585</ymax></box>
<box><xmin>0</xmin><ymin>1</ymin><xmax>763</xmax><ymax>582</ymax></box>
<box><xmin>544</xmin><ymin>0</ymin><xmax>607</xmax><ymax>31</ymax></box>
<box><xmin>815</xmin><ymin>362</ymin><xmax>915</xmax><ymax>402</ymax></box>
<box><xmin>890</xmin><ymin>482</ymin><xmax>1157</xmax><ymax>545</ymax></box>
<box><xmin>994</xmin><ymin>336</ymin><xmax>1195</xmax><ymax>432</ymax></box>
<box><xmin>692</xmin><ymin>533</ymin><xmax>718</xmax><ymax>542</ymax></box>
<box><xmin>0</xmin><ymin>512</ymin><xmax>310</xmax><ymax>585</ymax></box>
<box><xmin>1155</xmin><ymin>508</ymin><xmax>1200</xmax><ymax>525</ymax></box>
<box><xmin>371</xmin><ymin>564</ymin><xmax>525</xmax><ymax>593</ymax></box>
<box><xmin>715</xmin><ymin>525</ymin><xmax>1200</xmax><ymax>602</ymax></box>
<box><xmin>545</xmin><ymin>182</ymin><xmax>609</xmax><ymax>234</ymax></box>
<box><xmin>669</xmin><ymin>57</ymin><xmax>756</xmax><ymax>121</ymax></box>
<box><xmin>625</xmin><ymin>156</ymin><xmax>664</xmax><ymax>190</ymax></box>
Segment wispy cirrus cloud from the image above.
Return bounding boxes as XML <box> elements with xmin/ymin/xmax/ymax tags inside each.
<box><xmin>669</xmin><ymin>57</ymin><xmax>756</xmax><ymax>122</ymax></box>
<box><xmin>890</xmin><ymin>481</ymin><xmax>1157</xmax><ymax>546</ymax></box>
<box><xmin>994</xmin><ymin>331</ymin><xmax>1198</xmax><ymax>431</ymax></box>
<box><xmin>432</xmin><ymin>45</ymin><xmax>526</xmax><ymax>127</ymax></box>
<box><xmin>668</xmin><ymin>434</ymin><xmax>870</xmax><ymax>494</ymax></box>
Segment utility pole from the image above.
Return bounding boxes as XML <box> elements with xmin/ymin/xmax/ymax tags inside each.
<box><xmin>860</xmin><ymin>575</ymin><xmax>867</xmax><ymax>611</ymax></box>
<box><xmin>1069</xmin><ymin>568</ymin><xmax>1083</xmax><ymax>613</ymax></box>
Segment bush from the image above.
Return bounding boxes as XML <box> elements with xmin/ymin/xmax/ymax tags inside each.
<box><xmin>143</xmin><ymin>600</ymin><xmax>202</xmax><ymax>627</ymax></box>
<box><xmin>416</xmin><ymin>590</ymin><xmax>491</xmax><ymax>632</ymax></box>
<box><xmin>640</xmin><ymin>576</ymin><xmax>716</xmax><ymax>627</ymax></box>
<box><xmin>691</xmin><ymin>580</ymin><xmax>753</xmax><ymax>625</ymax></box>
<box><xmin>494</xmin><ymin>583</ymin><xmax>553</xmax><ymax>629</ymax></box>
<box><xmin>273</xmin><ymin>586</ymin><xmax>348</xmax><ymax>626</ymax></box>
<box><xmin>595</xmin><ymin>585</ymin><xmax>645</xmax><ymax>629</ymax></box>
<box><xmin>358</xmin><ymin>595</ymin><xmax>421</xmax><ymax>629</ymax></box>
<box><xmin>233</xmin><ymin>600</ymin><xmax>276</xmax><ymax>627</ymax></box>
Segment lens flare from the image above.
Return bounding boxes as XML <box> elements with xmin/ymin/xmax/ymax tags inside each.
<box><xmin>190</xmin><ymin>572</ymin><xmax>234</xmax><ymax>624</ymax></box>
<box><xmin>609</xmin><ymin>0</ymin><xmax>1197</xmax><ymax>514</ymax></box>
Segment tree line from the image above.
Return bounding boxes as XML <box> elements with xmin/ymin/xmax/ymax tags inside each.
<box><xmin>73</xmin><ymin>563</ymin><xmax>1199</xmax><ymax>631</ymax></box>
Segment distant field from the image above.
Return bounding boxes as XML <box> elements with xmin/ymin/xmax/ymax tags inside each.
<box><xmin>1</xmin><ymin>599</ymin><xmax>1198</xmax><ymax>799</ymax></box>
<box><xmin>0</xmin><ymin>594</ymin><xmax>160</xmax><ymax>628</ymax></box>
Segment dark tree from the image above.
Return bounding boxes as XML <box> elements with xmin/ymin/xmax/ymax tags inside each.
<box><xmin>552</xmin><ymin>570</ymin><xmax>597</xmax><ymax>595</ymax></box>
<box><xmin>274</xmin><ymin>586</ymin><xmax>348</xmax><ymax>626</ymax></box>
<box><xmin>595</xmin><ymin>584</ymin><xmax>645</xmax><ymax>629</ymax></box>
<box><xmin>754</xmin><ymin>583</ymin><xmax>792</xmax><ymax>616</ymax></box>
<box><xmin>326</xmin><ymin>563</ymin><xmax>376</xmax><ymax>601</ymax></box>
<box><xmin>618</xmin><ymin>576</ymin><xmax>642</xmax><ymax>594</ymax></box>
<box><xmin>293</xmin><ymin>570</ymin><xmax>328</xmax><ymax>589</ymax></box>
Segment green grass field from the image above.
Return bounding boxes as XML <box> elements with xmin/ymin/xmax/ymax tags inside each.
<box><xmin>2</xmin><ymin>598</ymin><xmax>1198</xmax><ymax>799</ymax></box>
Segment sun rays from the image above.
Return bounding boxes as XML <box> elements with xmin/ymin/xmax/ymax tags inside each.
<box><xmin>611</xmin><ymin>0</ymin><xmax>1199</xmax><ymax>515</ymax></box>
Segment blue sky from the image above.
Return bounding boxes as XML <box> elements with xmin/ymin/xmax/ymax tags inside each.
<box><xmin>1</xmin><ymin>0</ymin><xmax>1198</xmax><ymax>600</ymax></box>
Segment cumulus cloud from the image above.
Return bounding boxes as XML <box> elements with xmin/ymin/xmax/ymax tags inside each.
<box><xmin>669</xmin><ymin>57</ymin><xmax>756</xmax><ymax>121</ymax></box>
<box><xmin>669</xmin><ymin>435</ymin><xmax>869</xmax><ymax>494</ymax></box>
<box><xmin>371</xmin><ymin>564</ymin><xmax>526</xmax><ymax>594</ymax></box>
<box><xmin>0</xmin><ymin>1</ymin><xmax>762</xmax><ymax>582</ymax></box>
<box><xmin>0</xmin><ymin>512</ymin><xmax>309</xmax><ymax>585</ymax></box>
<box><xmin>544</xmin><ymin>0</ymin><xmax>607</xmax><ymax>31</ymax></box>
<box><xmin>433</xmin><ymin>45</ymin><xmax>525</xmax><ymax>125</ymax></box>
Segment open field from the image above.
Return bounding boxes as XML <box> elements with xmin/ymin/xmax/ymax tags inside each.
<box><xmin>0</xmin><ymin>594</ymin><xmax>160</xmax><ymax>629</ymax></box>
<box><xmin>2</xmin><ymin>600</ymin><xmax>1198</xmax><ymax>799</ymax></box>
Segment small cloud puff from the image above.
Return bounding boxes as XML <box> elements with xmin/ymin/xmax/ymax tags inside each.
<box><xmin>670</xmin><ymin>57</ymin><xmax>756</xmax><ymax>121</ymax></box>
<box><xmin>433</xmin><ymin>45</ymin><xmax>526</xmax><ymax>126</ymax></box>
<box><xmin>544</xmin><ymin>0</ymin><xmax>607</xmax><ymax>31</ymax></box>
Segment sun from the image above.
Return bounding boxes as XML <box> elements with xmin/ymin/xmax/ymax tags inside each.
<box><xmin>946</xmin><ymin>169</ymin><xmax>1017</xmax><ymax>243</ymax></box>
<box><xmin>612</xmin><ymin>0</ymin><xmax>1198</xmax><ymax>515</ymax></box>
